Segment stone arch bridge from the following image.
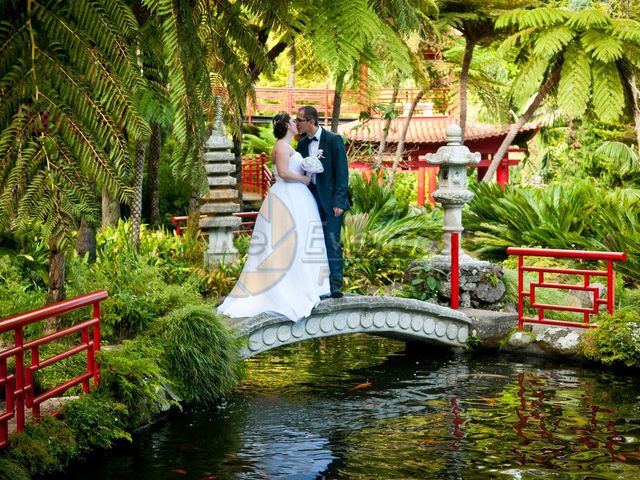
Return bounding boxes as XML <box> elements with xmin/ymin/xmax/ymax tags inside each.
<box><xmin>223</xmin><ymin>296</ymin><xmax>472</xmax><ymax>359</ymax></box>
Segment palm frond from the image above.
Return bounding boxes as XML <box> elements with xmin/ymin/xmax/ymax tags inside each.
<box><xmin>595</xmin><ymin>141</ymin><xmax>640</xmax><ymax>176</ymax></box>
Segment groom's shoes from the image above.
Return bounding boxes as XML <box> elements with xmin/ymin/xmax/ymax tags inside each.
<box><xmin>320</xmin><ymin>291</ymin><xmax>344</xmax><ymax>300</ymax></box>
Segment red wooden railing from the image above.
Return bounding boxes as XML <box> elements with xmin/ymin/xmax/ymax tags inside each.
<box><xmin>451</xmin><ymin>232</ymin><xmax>460</xmax><ymax>310</ymax></box>
<box><xmin>247</xmin><ymin>87</ymin><xmax>450</xmax><ymax>125</ymax></box>
<box><xmin>506</xmin><ymin>248</ymin><xmax>627</xmax><ymax>331</ymax></box>
<box><xmin>171</xmin><ymin>213</ymin><xmax>258</xmax><ymax>237</ymax></box>
<box><xmin>170</xmin><ymin>215</ymin><xmax>207</xmax><ymax>236</ymax></box>
<box><xmin>0</xmin><ymin>290</ymin><xmax>107</xmax><ymax>448</ymax></box>
<box><xmin>233</xmin><ymin>212</ymin><xmax>259</xmax><ymax>235</ymax></box>
<box><xmin>242</xmin><ymin>152</ymin><xmax>271</xmax><ymax>199</ymax></box>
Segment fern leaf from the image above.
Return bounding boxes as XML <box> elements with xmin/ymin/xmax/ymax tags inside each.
<box><xmin>557</xmin><ymin>44</ymin><xmax>591</xmax><ymax>118</ymax></box>
<box><xmin>591</xmin><ymin>60</ymin><xmax>624</xmax><ymax>123</ymax></box>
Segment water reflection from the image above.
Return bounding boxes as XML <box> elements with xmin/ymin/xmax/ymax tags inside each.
<box><xmin>48</xmin><ymin>335</ymin><xmax>640</xmax><ymax>480</ymax></box>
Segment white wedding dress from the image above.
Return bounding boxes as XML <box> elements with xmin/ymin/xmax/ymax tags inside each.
<box><xmin>217</xmin><ymin>152</ymin><xmax>330</xmax><ymax>321</ymax></box>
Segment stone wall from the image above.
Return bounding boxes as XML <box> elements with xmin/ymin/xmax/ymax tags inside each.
<box><xmin>406</xmin><ymin>260</ymin><xmax>506</xmax><ymax>310</ymax></box>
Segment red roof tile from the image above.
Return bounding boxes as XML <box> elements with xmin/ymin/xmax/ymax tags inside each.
<box><xmin>338</xmin><ymin>116</ymin><xmax>539</xmax><ymax>145</ymax></box>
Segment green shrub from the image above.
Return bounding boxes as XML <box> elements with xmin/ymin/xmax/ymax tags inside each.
<box><xmin>67</xmin><ymin>248</ymin><xmax>202</xmax><ymax>341</ymax></box>
<box><xmin>61</xmin><ymin>394</ymin><xmax>131</xmax><ymax>451</ymax></box>
<box><xmin>390</xmin><ymin>171</ymin><xmax>418</xmax><ymax>207</ymax></box>
<box><xmin>151</xmin><ymin>305</ymin><xmax>245</xmax><ymax>404</ymax></box>
<box><xmin>0</xmin><ymin>256</ymin><xmax>46</xmax><ymax>320</ymax></box>
<box><xmin>580</xmin><ymin>307</ymin><xmax>640</xmax><ymax>367</ymax></box>
<box><xmin>0</xmin><ymin>457</ymin><xmax>30</xmax><ymax>480</ymax></box>
<box><xmin>96</xmin><ymin>341</ymin><xmax>175</xmax><ymax>427</ymax></box>
<box><xmin>343</xmin><ymin>173</ymin><xmax>442</xmax><ymax>293</ymax></box>
<box><xmin>8</xmin><ymin>416</ymin><xmax>77</xmax><ymax>475</ymax></box>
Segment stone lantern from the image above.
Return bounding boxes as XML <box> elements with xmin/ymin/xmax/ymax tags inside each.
<box><xmin>200</xmin><ymin>96</ymin><xmax>241</xmax><ymax>268</ymax></box>
<box><xmin>426</xmin><ymin>123</ymin><xmax>481</xmax><ymax>267</ymax></box>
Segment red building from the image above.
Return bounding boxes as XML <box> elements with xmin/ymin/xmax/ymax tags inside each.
<box><xmin>338</xmin><ymin>116</ymin><xmax>540</xmax><ymax>205</ymax></box>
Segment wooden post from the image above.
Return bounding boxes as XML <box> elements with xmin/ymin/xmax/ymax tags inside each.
<box><xmin>428</xmin><ymin>166</ymin><xmax>438</xmax><ymax>206</ymax></box>
<box><xmin>417</xmin><ymin>166</ymin><xmax>425</xmax><ymax>206</ymax></box>
<box><xmin>497</xmin><ymin>152</ymin><xmax>509</xmax><ymax>188</ymax></box>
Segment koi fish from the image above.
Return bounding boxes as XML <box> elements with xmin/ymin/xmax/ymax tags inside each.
<box><xmin>349</xmin><ymin>381</ymin><xmax>372</xmax><ymax>391</ymax></box>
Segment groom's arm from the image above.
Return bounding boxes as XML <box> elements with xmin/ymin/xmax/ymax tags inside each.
<box><xmin>331</xmin><ymin>135</ymin><xmax>350</xmax><ymax>212</ymax></box>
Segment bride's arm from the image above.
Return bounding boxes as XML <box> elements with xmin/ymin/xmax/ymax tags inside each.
<box><xmin>274</xmin><ymin>145</ymin><xmax>310</xmax><ymax>185</ymax></box>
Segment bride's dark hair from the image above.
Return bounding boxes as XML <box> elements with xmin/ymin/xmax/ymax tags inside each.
<box><xmin>272</xmin><ymin>113</ymin><xmax>291</xmax><ymax>139</ymax></box>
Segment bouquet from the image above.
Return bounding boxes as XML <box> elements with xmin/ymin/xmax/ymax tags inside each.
<box><xmin>302</xmin><ymin>149</ymin><xmax>324</xmax><ymax>176</ymax></box>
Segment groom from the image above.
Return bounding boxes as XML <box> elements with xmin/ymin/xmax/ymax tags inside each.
<box><xmin>296</xmin><ymin>106</ymin><xmax>350</xmax><ymax>298</ymax></box>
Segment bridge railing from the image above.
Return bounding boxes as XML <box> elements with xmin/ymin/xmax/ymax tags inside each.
<box><xmin>506</xmin><ymin>248</ymin><xmax>627</xmax><ymax>331</ymax></box>
<box><xmin>0</xmin><ymin>290</ymin><xmax>107</xmax><ymax>448</ymax></box>
<box><xmin>242</xmin><ymin>152</ymin><xmax>271</xmax><ymax>199</ymax></box>
<box><xmin>247</xmin><ymin>87</ymin><xmax>450</xmax><ymax>125</ymax></box>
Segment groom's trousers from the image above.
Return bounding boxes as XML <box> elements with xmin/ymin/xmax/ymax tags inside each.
<box><xmin>319</xmin><ymin>210</ymin><xmax>344</xmax><ymax>294</ymax></box>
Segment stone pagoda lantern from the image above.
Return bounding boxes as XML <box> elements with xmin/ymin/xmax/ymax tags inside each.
<box><xmin>415</xmin><ymin>123</ymin><xmax>506</xmax><ymax>309</ymax></box>
<box><xmin>200</xmin><ymin>96</ymin><xmax>241</xmax><ymax>268</ymax></box>
<box><xmin>426</xmin><ymin>123</ymin><xmax>481</xmax><ymax>267</ymax></box>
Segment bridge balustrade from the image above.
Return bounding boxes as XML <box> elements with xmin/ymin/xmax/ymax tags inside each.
<box><xmin>0</xmin><ymin>290</ymin><xmax>107</xmax><ymax>448</ymax></box>
<box><xmin>506</xmin><ymin>248</ymin><xmax>627</xmax><ymax>331</ymax></box>
<box><xmin>247</xmin><ymin>87</ymin><xmax>450</xmax><ymax>125</ymax></box>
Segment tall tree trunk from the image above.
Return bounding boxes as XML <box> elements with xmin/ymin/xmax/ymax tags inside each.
<box><xmin>46</xmin><ymin>236</ymin><xmax>65</xmax><ymax>332</ymax></box>
<box><xmin>459</xmin><ymin>40</ymin><xmax>476</xmax><ymax>143</ymax></box>
<box><xmin>101</xmin><ymin>190</ymin><xmax>120</xmax><ymax>229</ymax></box>
<box><xmin>331</xmin><ymin>71</ymin><xmax>346</xmax><ymax>133</ymax></box>
<box><xmin>148</xmin><ymin>122</ymin><xmax>162</xmax><ymax>226</ymax></box>
<box><xmin>482</xmin><ymin>69</ymin><xmax>560</xmax><ymax>183</ymax></box>
<box><xmin>77</xmin><ymin>180</ymin><xmax>97</xmax><ymax>261</ymax></box>
<box><xmin>375</xmin><ymin>80</ymin><xmax>400</xmax><ymax>169</ymax></box>
<box><xmin>289</xmin><ymin>43</ymin><xmax>296</xmax><ymax>88</ymax></box>
<box><xmin>130</xmin><ymin>139</ymin><xmax>146</xmax><ymax>250</ymax></box>
<box><xmin>388</xmin><ymin>88</ymin><xmax>425</xmax><ymax>187</ymax></box>
<box><xmin>187</xmin><ymin>188</ymin><xmax>201</xmax><ymax>235</ymax></box>
<box><xmin>76</xmin><ymin>219</ymin><xmax>97</xmax><ymax>262</ymax></box>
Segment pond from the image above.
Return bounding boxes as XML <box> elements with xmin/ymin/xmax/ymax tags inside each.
<box><xmin>54</xmin><ymin>334</ymin><xmax>640</xmax><ymax>479</ymax></box>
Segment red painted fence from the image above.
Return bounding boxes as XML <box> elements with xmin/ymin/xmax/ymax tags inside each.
<box><xmin>246</xmin><ymin>87</ymin><xmax>450</xmax><ymax>126</ymax></box>
<box><xmin>242</xmin><ymin>152</ymin><xmax>271</xmax><ymax>199</ymax></box>
<box><xmin>506</xmin><ymin>248</ymin><xmax>626</xmax><ymax>331</ymax></box>
<box><xmin>0</xmin><ymin>290</ymin><xmax>107</xmax><ymax>448</ymax></box>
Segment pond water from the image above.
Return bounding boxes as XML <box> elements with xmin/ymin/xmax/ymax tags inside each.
<box><xmin>54</xmin><ymin>335</ymin><xmax>640</xmax><ymax>479</ymax></box>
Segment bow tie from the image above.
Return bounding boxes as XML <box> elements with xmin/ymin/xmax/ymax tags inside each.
<box><xmin>308</xmin><ymin>136</ymin><xmax>318</xmax><ymax>142</ymax></box>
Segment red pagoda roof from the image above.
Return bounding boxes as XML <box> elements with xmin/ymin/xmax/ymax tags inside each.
<box><xmin>338</xmin><ymin>116</ymin><xmax>539</xmax><ymax>145</ymax></box>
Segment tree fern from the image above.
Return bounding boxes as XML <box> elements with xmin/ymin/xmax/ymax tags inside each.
<box><xmin>0</xmin><ymin>1</ymin><xmax>142</xmax><ymax>243</ymax></box>
<box><xmin>591</xmin><ymin>59</ymin><xmax>625</xmax><ymax>122</ymax></box>
<box><xmin>484</xmin><ymin>6</ymin><xmax>640</xmax><ymax>181</ymax></box>
<box><xmin>557</xmin><ymin>44</ymin><xmax>591</xmax><ymax>118</ymax></box>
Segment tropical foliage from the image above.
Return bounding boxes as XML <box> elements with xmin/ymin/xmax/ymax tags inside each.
<box><xmin>343</xmin><ymin>173</ymin><xmax>442</xmax><ymax>293</ymax></box>
<box><xmin>464</xmin><ymin>181</ymin><xmax>640</xmax><ymax>285</ymax></box>
<box><xmin>0</xmin><ymin>1</ymin><xmax>144</xmax><ymax>243</ymax></box>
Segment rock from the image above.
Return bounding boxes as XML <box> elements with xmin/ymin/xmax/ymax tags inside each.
<box><xmin>507</xmin><ymin>331</ymin><xmax>534</xmax><ymax>349</ymax></box>
<box><xmin>405</xmin><ymin>260</ymin><xmax>508</xmax><ymax>310</ymax></box>
<box><xmin>535</xmin><ymin>327</ymin><xmax>583</xmax><ymax>356</ymax></box>
<box><xmin>474</xmin><ymin>279</ymin><xmax>505</xmax><ymax>303</ymax></box>
<box><xmin>463</xmin><ymin>308</ymin><xmax>518</xmax><ymax>349</ymax></box>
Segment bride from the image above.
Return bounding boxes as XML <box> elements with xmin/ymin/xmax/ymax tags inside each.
<box><xmin>217</xmin><ymin>113</ymin><xmax>331</xmax><ymax>321</ymax></box>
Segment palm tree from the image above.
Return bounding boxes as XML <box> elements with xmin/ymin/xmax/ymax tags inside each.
<box><xmin>142</xmin><ymin>0</ymin><xmax>285</xmax><ymax>234</ymax></box>
<box><xmin>0</xmin><ymin>0</ymin><xmax>146</xmax><ymax>305</ymax></box>
<box><xmin>437</xmin><ymin>0</ymin><xmax>533</xmax><ymax>142</ymax></box>
<box><xmin>305</xmin><ymin>0</ymin><xmax>435</xmax><ymax>131</ymax></box>
<box><xmin>482</xmin><ymin>6</ymin><xmax>640</xmax><ymax>182</ymax></box>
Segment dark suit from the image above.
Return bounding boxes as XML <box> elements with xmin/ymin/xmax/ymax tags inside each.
<box><xmin>297</xmin><ymin>128</ymin><xmax>350</xmax><ymax>294</ymax></box>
